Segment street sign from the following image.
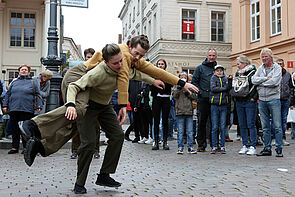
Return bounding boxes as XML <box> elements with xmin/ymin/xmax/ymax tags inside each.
<box><xmin>60</xmin><ymin>0</ymin><xmax>88</xmax><ymax>8</ymax></box>
<box><xmin>287</xmin><ymin>61</ymin><xmax>294</xmax><ymax>68</ymax></box>
<box><xmin>182</xmin><ymin>20</ymin><xmax>195</xmax><ymax>35</ymax></box>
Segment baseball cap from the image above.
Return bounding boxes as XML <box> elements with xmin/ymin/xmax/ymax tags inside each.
<box><xmin>214</xmin><ymin>65</ymin><xmax>225</xmax><ymax>70</ymax></box>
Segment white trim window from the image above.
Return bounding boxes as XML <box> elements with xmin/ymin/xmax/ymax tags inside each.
<box><xmin>10</xmin><ymin>12</ymin><xmax>36</xmax><ymax>48</ymax></box>
<box><xmin>250</xmin><ymin>0</ymin><xmax>260</xmax><ymax>42</ymax></box>
<box><xmin>182</xmin><ymin>9</ymin><xmax>196</xmax><ymax>40</ymax></box>
<box><xmin>270</xmin><ymin>0</ymin><xmax>281</xmax><ymax>36</ymax></box>
<box><xmin>211</xmin><ymin>12</ymin><xmax>225</xmax><ymax>42</ymax></box>
<box><xmin>8</xmin><ymin>70</ymin><xmax>35</xmax><ymax>83</ymax></box>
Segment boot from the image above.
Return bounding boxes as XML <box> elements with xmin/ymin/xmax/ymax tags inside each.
<box><xmin>163</xmin><ymin>141</ymin><xmax>169</xmax><ymax>150</ymax></box>
<box><xmin>152</xmin><ymin>136</ymin><xmax>159</xmax><ymax>150</ymax></box>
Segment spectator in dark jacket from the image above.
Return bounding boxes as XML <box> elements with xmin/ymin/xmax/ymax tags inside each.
<box><xmin>151</xmin><ymin>59</ymin><xmax>173</xmax><ymax>150</ymax></box>
<box><xmin>209</xmin><ymin>65</ymin><xmax>232</xmax><ymax>154</ymax></box>
<box><xmin>191</xmin><ymin>49</ymin><xmax>217</xmax><ymax>152</ymax></box>
<box><xmin>3</xmin><ymin>65</ymin><xmax>42</xmax><ymax>154</ymax></box>
<box><xmin>270</xmin><ymin>58</ymin><xmax>293</xmax><ymax>146</ymax></box>
<box><xmin>124</xmin><ymin>80</ymin><xmax>142</xmax><ymax>142</ymax></box>
<box><xmin>135</xmin><ymin>82</ymin><xmax>152</xmax><ymax>143</ymax></box>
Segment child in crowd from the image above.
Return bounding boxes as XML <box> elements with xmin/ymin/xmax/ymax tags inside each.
<box><xmin>209</xmin><ymin>65</ymin><xmax>232</xmax><ymax>154</ymax></box>
<box><xmin>172</xmin><ymin>72</ymin><xmax>197</xmax><ymax>154</ymax></box>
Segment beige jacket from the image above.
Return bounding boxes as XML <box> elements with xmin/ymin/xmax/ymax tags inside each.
<box><xmin>67</xmin><ymin>61</ymin><xmax>154</xmax><ymax>105</ymax></box>
<box><xmin>83</xmin><ymin>43</ymin><xmax>180</xmax><ymax>105</ymax></box>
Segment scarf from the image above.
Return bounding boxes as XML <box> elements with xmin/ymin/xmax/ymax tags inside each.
<box><xmin>237</xmin><ymin>64</ymin><xmax>254</xmax><ymax>75</ymax></box>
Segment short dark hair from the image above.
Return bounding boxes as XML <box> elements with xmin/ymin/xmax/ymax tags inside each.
<box><xmin>276</xmin><ymin>58</ymin><xmax>284</xmax><ymax>62</ymax></box>
<box><xmin>130</xmin><ymin>35</ymin><xmax>150</xmax><ymax>51</ymax></box>
<box><xmin>156</xmin><ymin>59</ymin><xmax>167</xmax><ymax>70</ymax></box>
<box><xmin>84</xmin><ymin>48</ymin><xmax>95</xmax><ymax>58</ymax></box>
<box><xmin>207</xmin><ymin>48</ymin><xmax>217</xmax><ymax>56</ymax></box>
<box><xmin>102</xmin><ymin>44</ymin><xmax>121</xmax><ymax>62</ymax></box>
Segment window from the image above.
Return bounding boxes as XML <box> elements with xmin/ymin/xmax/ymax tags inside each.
<box><xmin>182</xmin><ymin>9</ymin><xmax>196</xmax><ymax>40</ymax></box>
<box><xmin>182</xmin><ymin>68</ymin><xmax>195</xmax><ymax>76</ymax></box>
<box><xmin>211</xmin><ymin>12</ymin><xmax>225</xmax><ymax>42</ymax></box>
<box><xmin>270</xmin><ymin>0</ymin><xmax>281</xmax><ymax>36</ymax></box>
<box><xmin>8</xmin><ymin>70</ymin><xmax>35</xmax><ymax>83</ymax></box>
<box><xmin>250</xmin><ymin>0</ymin><xmax>260</xmax><ymax>42</ymax></box>
<box><xmin>10</xmin><ymin>12</ymin><xmax>36</xmax><ymax>47</ymax></box>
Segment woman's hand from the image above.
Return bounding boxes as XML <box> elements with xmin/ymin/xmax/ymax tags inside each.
<box><xmin>183</xmin><ymin>83</ymin><xmax>199</xmax><ymax>95</ymax></box>
<box><xmin>65</xmin><ymin>106</ymin><xmax>77</xmax><ymax>120</ymax></box>
<box><xmin>153</xmin><ymin>79</ymin><xmax>165</xmax><ymax>90</ymax></box>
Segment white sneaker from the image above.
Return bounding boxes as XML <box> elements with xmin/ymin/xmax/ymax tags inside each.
<box><xmin>144</xmin><ymin>138</ymin><xmax>153</xmax><ymax>144</ymax></box>
<box><xmin>271</xmin><ymin>139</ymin><xmax>276</xmax><ymax>146</ymax></box>
<box><xmin>283</xmin><ymin>139</ymin><xmax>290</xmax><ymax>146</ymax></box>
<box><xmin>138</xmin><ymin>137</ymin><xmax>148</xmax><ymax>144</ymax></box>
<box><xmin>239</xmin><ymin>145</ymin><xmax>248</xmax><ymax>154</ymax></box>
<box><xmin>246</xmin><ymin>146</ymin><xmax>256</xmax><ymax>155</ymax></box>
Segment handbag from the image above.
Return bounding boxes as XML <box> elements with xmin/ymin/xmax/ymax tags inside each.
<box><xmin>231</xmin><ymin>70</ymin><xmax>255</xmax><ymax>97</ymax></box>
<box><xmin>287</xmin><ymin>108</ymin><xmax>295</xmax><ymax>123</ymax></box>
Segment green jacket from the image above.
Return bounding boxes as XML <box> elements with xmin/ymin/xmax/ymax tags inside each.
<box><xmin>67</xmin><ymin>61</ymin><xmax>154</xmax><ymax>106</ymax></box>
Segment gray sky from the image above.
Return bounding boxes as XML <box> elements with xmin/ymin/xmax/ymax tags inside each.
<box><xmin>62</xmin><ymin>0</ymin><xmax>124</xmax><ymax>53</ymax></box>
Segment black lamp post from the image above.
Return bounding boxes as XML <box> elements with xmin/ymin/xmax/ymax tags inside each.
<box><xmin>41</xmin><ymin>0</ymin><xmax>63</xmax><ymax>112</ymax></box>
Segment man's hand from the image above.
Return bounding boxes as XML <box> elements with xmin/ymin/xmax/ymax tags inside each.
<box><xmin>3</xmin><ymin>107</ymin><xmax>7</xmax><ymax>113</ymax></box>
<box><xmin>65</xmin><ymin>106</ymin><xmax>77</xmax><ymax>120</ymax></box>
<box><xmin>183</xmin><ymin>83</ymin><xmax>199</xmax><ymax>95</ymax></box>
<box><xmin>36</xmin><ymin>108</ymin><xmax>41</xmax><ymax>112</ymax></box>
<box><xmin>153</xmin><ymin>79</ymin><xmax>165</xmax><ymax>90</ymax></box>
<box><xmin>290</xmin><ymin>106</ymin><xmax>294</xmax><ymax>110</ymax></box>
<box><xmin>118</xmin><ymin>107</ymin><xmax>127</xmax><ymax>126</ymax></box>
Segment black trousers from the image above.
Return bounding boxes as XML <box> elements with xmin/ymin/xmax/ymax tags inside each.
<box><xmin>138</xmin><ymin>107</ymin><xmax>153</xmax><ymax>138</ymax></box>
<box><xmin>10</xmin><ymin>111</ymin><xmax>34</xmax><ymax>149</ymax></box>
<box><xmin>197</xmin><ymin>98</ymin><xmax>211</xmax><ymax>148</ymax></box>
<box><xmin>152</xmin><ymin>97</ymin><xmax>171</xmax><ymax>142</ymax></box>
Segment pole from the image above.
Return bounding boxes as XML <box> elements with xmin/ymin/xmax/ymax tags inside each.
<box><xmin>41</xmin><ymin>0</ymin><xmax>63</xmax><ymax>111</ymax></box>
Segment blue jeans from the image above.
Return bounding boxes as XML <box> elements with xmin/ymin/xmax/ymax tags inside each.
<box><xmin>127</xmin><ymin>110</ymin><xmax>133</xmax><ymax>125</ymax></box>
<box><xmin>271</xmin><ymin>100</ymin><xmax>290</xmax><ymax>139</ymax></box>
<box><xmin>258</xmin><ymin>99</ymin><xmax>283</xmax><ymax>150</ymax></box>
<box><xmin>211</xmin><ymin>105</ymin><xmax>227</xmax><ymax>148</ymax></box>
<box><xmin>236</xmin><ymin>101</ymin><xmax>257</xmax><ymax>147</ymax></box>
<box><xmin>168</xmin><ymin>106</ymin><xmax>177</xmax><ymax>137</ymax></box>
<box><xmin>176</xmin><ymin>115</ymin><xmax>193</xmax><ymax>148</ymax></box>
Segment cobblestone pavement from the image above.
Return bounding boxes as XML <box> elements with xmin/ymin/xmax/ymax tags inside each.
<box><xmin>0</xmin><ymin>130</ymin><xmax>295</xmax><ymax>197</ymax></box>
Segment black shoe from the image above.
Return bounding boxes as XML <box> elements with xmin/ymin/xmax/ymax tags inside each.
<box><xmin>70</xmin><ymin>152</ymin><xmax>78</xmax><ymax>159</ymax></box>
<box><xmin>95</xmin><ymin>173</ymin><xmax>121</xmax><ymax>187</ymax></box>
<box><xmin>74</xmin><ymin>183</ymin><xmax>87</xmax><ymax>194</ymax></box>
<box><xmin>257</xmin><ymin>148</ymin><xmax>272</xmax><ymax>156</ymax></box>
<box><xmin>163</xmin><ymin>141</ymin><xmax>169</xmax><ymax>150</ymax></box>
<box><xmin>93</xmin><ymin>152</ymin><xmax>100</xmax><ymax>159</ymax></box>
<box><xmin>124</xmin><ymin>135</ymin><xmax>132</xmax><ymax>141</ymax></box>
<box><xmin>276</xmin><ymin>149</ymin><xmax>283</xmax><ymax>157</ymax></box>
<box><xmin>18</xmin><ymin>120</ymin><xmax>41</xmax><ymax>142</ymax></box>
<box><xmin>8</xmin><ymin>149</ymin><xmax>18</xmax><ymax>154</ymax></box>
<box><xmin>132</xmin><ymin>137</ymin><xmax>140</xmax><ymax>143</ymax></box>
<box><xmin>152</xmin><ymin>141</ymin><xmax>159</xmax><ymax>150</ymax></box>
<box><xmin>24</xmin><ymin>137</ymin><xmax>45</xmax><ymax>166</ymax></box>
